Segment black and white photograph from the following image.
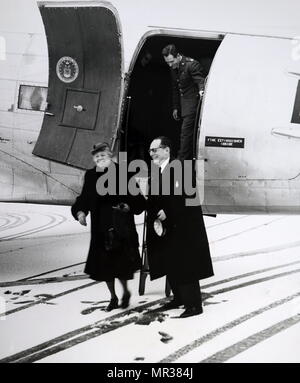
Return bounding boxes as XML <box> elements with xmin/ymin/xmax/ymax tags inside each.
<box><xmin>1</xmin><ymin>0</ymin><xmax>300</xmax><ymax>368</ymax></box>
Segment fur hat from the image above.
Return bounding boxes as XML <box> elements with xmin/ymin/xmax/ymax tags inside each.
<box><xmin>91</xmin><ymin>142</ymin><xmax>110</xmax><ymax>155</ymax></box>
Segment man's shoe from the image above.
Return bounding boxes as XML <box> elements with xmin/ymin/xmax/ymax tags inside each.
<box><xmin>179</xmin><ymin>306</ymin><xmax>203</xmax><ymax>318</ymax></box>
<box><xmin>160</xmin><ymin>299</ymin><xmax>182</xmax><ymax>311</ymax></box>
<box><xmin>105</xmin><ymin>297</ymin><xmax>119</xmax><ymax>312</ymax></box>
<box><xmin>121</xmin><ymin>292</ymin><xmax>131</xmax><ymax>309</ymax></box>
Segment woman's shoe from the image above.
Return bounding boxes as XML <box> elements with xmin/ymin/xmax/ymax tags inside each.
<box><xmin>105</xmin><ymin>297</ymin><xmax>119</xmax><ymax>312</ymax></box>
<box><xmin>121</xmin><ymin>292</ymin><xmax>131</xmax><ymax>309</ymax></box>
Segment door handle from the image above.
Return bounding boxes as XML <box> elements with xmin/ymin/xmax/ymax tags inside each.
<box><xmin>73</xmin><ymin>105</ymin><xmax>85</xmax><ymax>112</ymax></box>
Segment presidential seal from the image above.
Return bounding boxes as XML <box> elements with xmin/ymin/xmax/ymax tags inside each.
<box><xmin>56</xmin><ymin>56</ymin><xmax>79</xmax><ymax>83</ymax></box>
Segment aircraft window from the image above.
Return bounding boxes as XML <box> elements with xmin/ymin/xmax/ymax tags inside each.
<box><xmin>18</xmin><ymin>85</ymin><xmax>48</xmax><ymax>112</ymax></box>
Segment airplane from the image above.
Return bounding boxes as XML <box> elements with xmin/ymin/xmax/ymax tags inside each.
<box><xmin>1</xmin><ymin>0</ymin><xmax>300</xmax><ymax>214</ymax></box>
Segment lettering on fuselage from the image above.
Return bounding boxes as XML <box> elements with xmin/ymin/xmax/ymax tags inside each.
<box><xmin>205</xmin><ymin>136</ymin><xmax>245</xmax><ymax>148</ymax></box>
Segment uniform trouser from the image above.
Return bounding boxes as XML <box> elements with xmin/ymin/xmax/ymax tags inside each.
<box><xmin>168</xmin><ymin>277</ymin><xmax>202</xmax><ymax>309</ymax></box>
<box><xmin>177</xmin><ymin>112</ymin><xmax>197</xmax><ymax>161</ymax></box>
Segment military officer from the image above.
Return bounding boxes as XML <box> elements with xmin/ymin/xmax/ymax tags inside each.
<box><xmin>162</xmin><ymin>44</ymin><xmax>206</xmax><ymax>160</ymax></box>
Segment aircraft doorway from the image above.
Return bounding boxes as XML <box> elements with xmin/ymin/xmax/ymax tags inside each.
<box><xmin>124</xmin><ymin>34</ymin><xmax>222</xmax><ymax>164</ymax></box>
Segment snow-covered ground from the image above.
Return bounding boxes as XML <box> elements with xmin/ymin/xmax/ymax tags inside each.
<box><xmin>0</xmin><ymin>203</ymin><xmax>300</xmax><ymax>363</ymax></box>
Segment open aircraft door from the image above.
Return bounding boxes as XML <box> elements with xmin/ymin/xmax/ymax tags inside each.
<box><xmin>33</xmin><ymin>2</ymin><xmax>123</xmax><ymax>169</ymax></box>
<box><xmin>198</xmin><ymin>34</ymin><xmax>300</xmax><ymax>212</ymax></box>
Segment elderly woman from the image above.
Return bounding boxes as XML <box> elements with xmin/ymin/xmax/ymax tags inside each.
<box><xmin>71</xmin><ymin>142</ymin><xmax>145</xmax><ymax>311</ymax></box>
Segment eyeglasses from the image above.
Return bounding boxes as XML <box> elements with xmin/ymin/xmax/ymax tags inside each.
<box><xmin>148</xmin><ymin>146</ymin><xmax>165</xmax><ymax>154</ymax></box>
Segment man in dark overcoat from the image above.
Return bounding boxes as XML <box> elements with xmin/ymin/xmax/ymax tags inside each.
<box><xmin>71</xmin><ymin>142</ymin><xmax>145</xmax><ymax>311</ymax></box>
<box><xmin>146</xmin><ymin>136</ymin><xmax>213</xmax><ymax>318</ymax></box>
<box><xmin>162</xmin><ymin>44</ymin><xmax>206</xmax><ymax>160</ymax></box>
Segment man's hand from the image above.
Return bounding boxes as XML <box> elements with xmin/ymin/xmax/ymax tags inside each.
<box><xmin>172</xmin><ymin>109</ymin><xmax>180</xmax><ymax>121</ymax></box>
<box><xmin>157</xmin><ymin>209</ymin><xmax>167</xmax><ymax>221</ymax></box>
<box><xmin>77</xmin><ymin>211</ymin><xmax>87</xmax><ymax>226</ymax></box>
<box><xmin>199</xmin><ymin>90</ymin><xmax>204</xmax><ymax>98</ymax></box>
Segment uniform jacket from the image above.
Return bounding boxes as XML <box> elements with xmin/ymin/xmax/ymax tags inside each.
<box><xmin>71</xmin><ymin>163</ymin><xmax>146</xmax><ymax>282</ymax></box>
<box><xmin>171</xmin><ymin>56</ymin><xmax>205</xmax><ymax>117</ymax></box>
<box><xmin>146</xmin><ymin>159</ymin><xmax>214</xmax><ymax>284</ymax></box>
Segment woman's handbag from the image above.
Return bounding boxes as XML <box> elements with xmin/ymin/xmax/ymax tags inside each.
<box><xmin>104</xmin><ymin>227</ymin><xmax>123</xmax><ymax>252</ymax></box>
<box><xmin>104</xmin><ymin>204</ymin><xmax>131</xmax><ymax>252</ymax></box>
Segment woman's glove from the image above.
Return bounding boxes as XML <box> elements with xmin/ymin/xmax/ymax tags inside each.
<box><xmin>77</xmin><ymin>211</ymin><xmax>87</xmax><ymax>226</ymax></box>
